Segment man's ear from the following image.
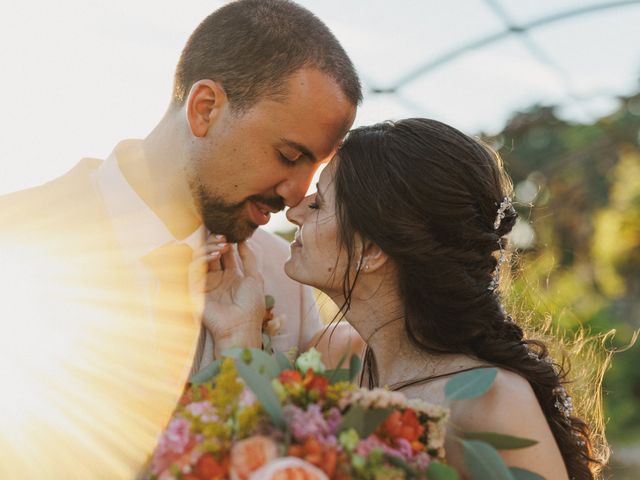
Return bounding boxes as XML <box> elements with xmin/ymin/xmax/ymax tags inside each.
<box><xmin>186</xmin><ymin>79</ymin><xmax>228</xmax><ymax>138</ymax></box>
<box><xmin>361</xmin><ymin>242</ymin><xmax>389</xmax><ymax>273</ymax></box>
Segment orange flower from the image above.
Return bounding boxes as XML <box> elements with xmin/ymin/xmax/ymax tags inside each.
<box><xmin>279</xmin><ymin>370</ymin><xmax>303</xmax><ymax>386</ymax></box>
<box><xmin>194</xmin><ymin>452</ymin><xmax>229</xmax><ymax>480</ymax></box>
<box><xmin>250</xmin><ymin>457</ymin><xmax>329</xmax><ymax>480</ymax></box>
<box><xmin>381</xmin><ymin>409</ymin><xmax>425</xmax><ymax>444</ymax></box>
<box><xmin>230</xmin><ymin>436</ymin><xmax>278</xmax><ymax>480</ymax></box>
<box><xmin>288</xmin><ymin>437</ymin><xmax>337</xmax><ymax>478</ymax></box>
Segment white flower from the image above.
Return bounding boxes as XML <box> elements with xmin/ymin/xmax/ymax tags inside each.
<box><xmin>295</xmin><ymin>347</ymin><xmax>326</xmax><ymax>374</ymax></box>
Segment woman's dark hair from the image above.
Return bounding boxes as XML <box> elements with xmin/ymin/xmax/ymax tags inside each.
<box><xmin>334</xmin><ymin>118</ymin><xmax>604</xmax><ymax>479</ymax></box>
<box><xmin>173</xmin><ymin>0</ymin><xmax>361</xmax><ymax>111</ymax></box>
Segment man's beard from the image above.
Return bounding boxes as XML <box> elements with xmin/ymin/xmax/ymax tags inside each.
<box><xmin>194</xmin><ymin>185</ymin><xmax>285</xmax><ymax>243</ymax></box>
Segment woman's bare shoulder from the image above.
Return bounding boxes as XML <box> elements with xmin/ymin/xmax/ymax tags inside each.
<box><xmin>447</xmin><ymin>368</ymin><xmax>569</xmax><ymax>479</ymax></box>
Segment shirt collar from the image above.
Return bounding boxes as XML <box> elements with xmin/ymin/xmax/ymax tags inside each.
<box><xmin>94</xmin><ymin>139</ymin><xmax>205</xmax><ymax>264</ymax></box>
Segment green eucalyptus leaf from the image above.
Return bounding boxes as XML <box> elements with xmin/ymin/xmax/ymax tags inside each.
<box><xmin>337</xmin><ymin>405</ymin><xmax>392</xmax><ymax>438</ymax></box>
<box><xmin>445</xmin><ymin>368</ymin><xmax>498</xmax><ymax>401</ymax></box>
<box><xmin>188</xmin><ymin>359</ymin><xmax>221</xmax><ymax>384</ymax></box>
<box><xmin>326</xmin><ymin>351</ymin><xmax>349</xmax><ymax>384</ymax></box>
<box><xmin>326</xmin><ymin>368</ymin><xmax>351</xmax><ymax>384</ymax></box>
<box><xmin>262</xmin><ymin>332</ymin><xmax>272</xmax><ymax>353</ymax></box>
<box><xmin>275</xmin><ymin>351</ymin><xmax>293</xmax><ymax>371</ymax></box>
<box><xmin>462</xmin><ymin>432</ymin><xmax>538</xmax><ymax>449</ymax></box>
<box><xmin>349</xmin><ymin>354</ymin><xmax>362</xmax><ymax>382</ymax></box>
<box><xmin>384</xmin><ymin>453</ymin><xmax>419</xmax><ymax>476</ymax></box>
<box><xmin>510</xmin><ymin>467</ymin><xmax>545</xmax><ymax>480</ymax></box>
<box><xmin>265</xmin><ymin>294</ymin><xmax>275</xmax><ymax>310</ymax></box>
<box><xmin>234</xmin><ymin>359</ymin><xmax>285</xmax><ymax>428</ymax></box>
<box><xmin>426</xmin><ymin>462</ymin><xmax>461</xmax><ymax>480</ymax></box>
<box><xmin>221</xmin><ymin>347</ymin><xmax>280</xmax><ymax>379</ymax></box>
<box><xmin>461</xmin><ymin>439</ymin><xmax>515</xmax><ymax>480</ymax></box>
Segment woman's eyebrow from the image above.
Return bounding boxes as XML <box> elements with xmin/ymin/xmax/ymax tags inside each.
<box><xmin>315</xmin><ymin>183</ymin><xmax>325</xmax><ymax>202</ymax></box>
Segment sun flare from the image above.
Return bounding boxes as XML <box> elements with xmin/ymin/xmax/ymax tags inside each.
<box><xmin>0</xmin><ymin>242</ymin><xmax>199</xmax><ymax>478</ymax></box>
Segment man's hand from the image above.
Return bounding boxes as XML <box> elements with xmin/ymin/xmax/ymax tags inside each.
<box><xmin>189</xmin><ymin>235</ymin><xmax>265</xmax><ymax>357</ymax></box>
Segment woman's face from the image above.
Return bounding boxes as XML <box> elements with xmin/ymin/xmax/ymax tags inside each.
<box><xmin>285</xmin><ymin>158</ymin><xmax>351</xmax><ymax>292</ymax></box>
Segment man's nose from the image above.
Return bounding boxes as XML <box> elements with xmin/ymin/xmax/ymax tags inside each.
<box><xmin>276</xmin><ymin>166</ymin><xmax>316</xmax><ymax>207</ymax></box>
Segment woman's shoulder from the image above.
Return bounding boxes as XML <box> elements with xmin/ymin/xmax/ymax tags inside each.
<box><xmin>449</xmin><ymin>367</ymin><xmax>541</xmax><ymax>433</ymax></box>
<box><xmin>447</xmin><ymin>367</ymin><xmax>568</xmax><ymax>479</ymax></box>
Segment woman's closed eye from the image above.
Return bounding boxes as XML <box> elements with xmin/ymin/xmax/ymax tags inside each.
<box><xmin>308</xmin><ymin>194</ymin><xmax>321</xmax><ymax>210</ymax></box>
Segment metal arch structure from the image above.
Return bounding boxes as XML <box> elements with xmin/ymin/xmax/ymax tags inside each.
<box><xmin>370</xmin><ymin>0</ymin><xmax>640</xmax><ymax>101</ymax></box>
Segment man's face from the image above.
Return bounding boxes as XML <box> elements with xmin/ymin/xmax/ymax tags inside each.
<box><xmin>188</xmin><ymin>68</ymin><xmax>356</xmax><ymax>242</ymax></box>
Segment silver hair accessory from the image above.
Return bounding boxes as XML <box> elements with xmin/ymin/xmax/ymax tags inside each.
<box><xmin>493</xmin><ymin>196</ymin><xmax>513</xmax><ymax>230</ymax></box>
<box><xmin>553</xmin><ymin>385</ymin><xmax>574</xmax><ymax>418</ymax></box>
<box><xmin>527</xmin><ymin>348</ymin><xmax>575</xmax><ymax>420</ymax></box>
<box><xmin>487</xmin><ymin>197</ymin><xmax>513</xmax><ymax>291</ymax></box>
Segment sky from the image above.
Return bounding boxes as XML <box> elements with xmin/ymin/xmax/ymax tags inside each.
<box><xmin>1</xmin><ymin>0</ymin><xmax>639</xmax><ymax>231</ymax></box>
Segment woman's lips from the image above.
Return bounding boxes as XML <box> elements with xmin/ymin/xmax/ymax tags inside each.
<box><xmin>291</xmin><ymin>230</ymin><xmax>303</xmax><ymax>248</ymax></box>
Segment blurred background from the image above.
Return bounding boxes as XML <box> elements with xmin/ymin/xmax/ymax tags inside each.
<box><xmin>1</xmin><ymin>1</ymin><xmax>639</xmax><ymax>477</ymax></box>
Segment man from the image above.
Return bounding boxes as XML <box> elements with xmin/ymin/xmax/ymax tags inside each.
<box><xmin>0</xmin><ymin>1</ymin><xmax>360</xmax><ymax>477</ymax></box>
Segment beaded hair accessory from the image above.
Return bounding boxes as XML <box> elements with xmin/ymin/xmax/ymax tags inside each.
<box><xmin>487</xmin><ymin>196</ymin><xmax>512</xmax><ymax>291</ymax></box>
<box><xmin>527</xmin><ymin>349</ymin><xmax>575</xmax><ymax>421</ymax></box>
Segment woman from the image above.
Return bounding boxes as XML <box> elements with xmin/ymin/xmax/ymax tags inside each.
<box><xmin>196</xmin><ymin>118</ymin><xmax>605</xmax><ymax>479</ymax></box>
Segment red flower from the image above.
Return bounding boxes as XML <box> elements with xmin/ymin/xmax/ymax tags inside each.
<box><xmin>303</xmin><ymin>371</ymin><xmax>329</xmax><ymax>397</ymax></box>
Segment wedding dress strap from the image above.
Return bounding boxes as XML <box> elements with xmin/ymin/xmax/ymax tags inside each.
<box><xmin>388</xmin><ymin>365</ymin><xmax>494</xmax><ymax>391</ymax></box>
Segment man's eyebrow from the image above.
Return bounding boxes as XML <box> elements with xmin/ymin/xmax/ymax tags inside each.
<box><xmin>281</xmin><ymin>138</ymin><xmax>317</xmax><ymax>163</ymax></box>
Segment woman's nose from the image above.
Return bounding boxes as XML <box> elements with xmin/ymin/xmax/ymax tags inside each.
<box><xmin>286</xmin><ymin>201</ymin><xmax>305</xmax><ymax>227</ymax></box>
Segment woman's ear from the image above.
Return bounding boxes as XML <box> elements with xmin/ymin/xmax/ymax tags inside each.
<box><xmin>186</xmin><ymin>79</ymin><xmax>228</xmax><ymax>137</ymax></box>
<box><xmin>360</xmin><ymin>242</ymin><xmax>389</xmax><ymax>273</ymax></box>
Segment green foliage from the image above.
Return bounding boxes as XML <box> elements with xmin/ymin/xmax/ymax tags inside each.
<box><xmin>444</xmin><ymin>368</ymin><xmax>497</xmax><ymax>401</ymax></box>
<box><xmin>490</xmin><ymin>93</ymin><xmax>640</xmax><ymax>444</ymax></box>
<box><xmin>460</xmin><ymin>440</ymin><xmax>515</xmax><ymax>479</ymax></box>
<box><xmin>234</xmin><ymin>357</ymin><xmax>285</xmax><ymax>428</ymax></box>
<box><xmin>337</xmin><ymin>405</ymin><xmax>393</xmax><ymax>438</ymax></box>
<box><xmin>426</xmin><ymin>462</ymin><xmax>461</xmax><ymax>480</ymax></box>
<box><xmin>461</xmin><ymin>432</ymin><xmax>538</xmax><ymax>449</ymax></box>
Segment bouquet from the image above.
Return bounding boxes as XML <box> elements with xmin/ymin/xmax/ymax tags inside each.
<box><xmin>144</xmin><ymin>348</ymin><xmax>542</xmax><ymax>480</ymax></box>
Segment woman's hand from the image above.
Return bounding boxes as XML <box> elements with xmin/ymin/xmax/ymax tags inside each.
<box><xmin>189</xmin><ymin>235</ymin><xmax>265</xmax><ymax>357</ymax></box>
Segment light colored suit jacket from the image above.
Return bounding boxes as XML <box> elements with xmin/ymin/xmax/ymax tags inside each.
<box><xmin>0</xmin><ymin>158</ymin><xmax>320</xmax><ymax>479</ymax></box>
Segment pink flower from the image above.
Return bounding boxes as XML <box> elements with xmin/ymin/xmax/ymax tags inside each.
<box><xmin>151</xmin><ymin>417</ymin><xmax>196</xmax><ymax>475</ymax></box>
<box><xmin>249</xmin><ymin>457</ymin><xmax>329</xmax><ymax>480</ymax></box>
<box><xmin>185</xmin><ymin>401</ymin><xmax>219</xmax><ymax>422</ymax></box>
<box><xmin>239</xmin><ymin>387</ymin><xmax>258</xmax><ymax>407</ymax></box>
<box><xmin>355</xmin><ymin>434</ymin><xmax>413</xmax><ymax>462</ymax></box>
<box><xmin>283</xmin><ymin>404</ymin><xmax>337</xmax><ymax>445</ymax></box>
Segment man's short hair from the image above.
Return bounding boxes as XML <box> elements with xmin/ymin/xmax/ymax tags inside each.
<box><xmin>173</xmin><ymin>0</ymin><xmax>362</xmax><ymax>111</ymax></box>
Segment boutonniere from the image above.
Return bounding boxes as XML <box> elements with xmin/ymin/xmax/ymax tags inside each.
<box><xmin>262</xmin><ymin>295</ymin><xmax>283</xmax><ymax>352</ymax></box>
